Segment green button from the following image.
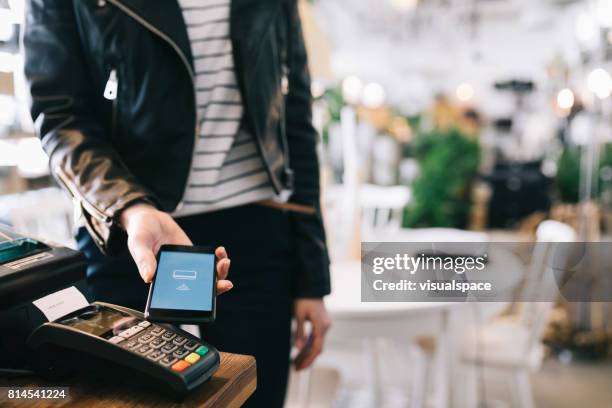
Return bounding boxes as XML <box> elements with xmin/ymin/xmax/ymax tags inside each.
<box><xmin>195</xmin><ymin>346</ymin><xmax>208</xmax><ymax>355</ymax></box>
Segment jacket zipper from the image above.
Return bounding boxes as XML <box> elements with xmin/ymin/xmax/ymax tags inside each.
<box><xmin>281</xmin><ymin>65</ymin><xmax>289</xmax><ymax>96</ymax></box>
<box><xmin>236</xmin><ymin>20</ymin><xmax>291</xmax><ymax>196</ymax></box>
<box><xmin>234</xmin><ymin>37</ymin><xmax>282</xmax><ymax>195</ymax></box>
<box><xmin>280</xmin><ymin>1</ymin><xmax>296</xmax><ymax>197</ymax></box>
<box><xmin>275</xmin><ymin>13</ymin><xmax>294</xmax><ymax>198</ymax></box>
<box><xmin>103</xmin><ymin>68</ymin><xmax>119</xmax><ymax>139</ymax></box>
<box><xmin>278</xmin><ymin>62</ymin><xmax>293</xmax><ymax>201</ymax></box>
<box><xmin>103</xmin><ymin>68</ymin><xmax>118</xmax><ymax>100</ymax></box>
<box><xmin>107</xmin><ymin>0</ymin><xmax>198</xmax><ymax>213</ymax></box>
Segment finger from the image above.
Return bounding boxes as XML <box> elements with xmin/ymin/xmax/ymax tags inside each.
<box><xmin>294</xmin><ymin>314</ymin><xmax>306</xmax><ymax>351</ymax></box>
<box><xmin>217</xmin><ymin>279</ymin><xmax>233</xmax><ymax>294</ymax></box>
<box><xmin>296</xmin><ymin>332</ymin><xmax>324</xmax><ymax>370</ymax></box>
<box><xmin>128</xmin><ymin>235</ymin><xmax>157</xmax><ymax>283</ymax></box>
<box><xmin>216</xmin><ymin>258</ymin><xmax>230</xmax><ymax>280</ymax></box>
<box><xmin>215</xmin><ymin>246</ymin><xmax>228</xmax><ymax>260</ymax></box>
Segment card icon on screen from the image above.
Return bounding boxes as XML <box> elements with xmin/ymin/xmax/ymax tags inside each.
<box><xmin>172</xmin><ymin>269</ymin><xmax>197</xmax><ymax>280</ymax></box>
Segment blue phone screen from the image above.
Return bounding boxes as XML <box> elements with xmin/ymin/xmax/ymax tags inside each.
<box><xmin>150</xmin><ymin>251</ymin><xmax>215</xmax><ymax>311</ymax></box>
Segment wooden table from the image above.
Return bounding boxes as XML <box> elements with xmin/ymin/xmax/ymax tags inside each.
<box><xmin>0</xmin><ymin>353</ymin><xmax>256</xmax><ymax>408</ymax></box>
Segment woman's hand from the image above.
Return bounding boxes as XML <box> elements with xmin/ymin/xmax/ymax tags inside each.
<box><xmin>293</xmin><ymin>298</ymin><xmax>331</xmax><ymax>370</ymax></box>
<box><xmin>120</xmin><ymin>203</ymin><xmax>232</xmax><ymax>293</ymax></box>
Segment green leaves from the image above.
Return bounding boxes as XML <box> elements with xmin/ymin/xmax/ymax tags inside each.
<box><xmin>556</xmin><ymin>147</ymin><xmax>581</xmax><ymax>203</ymax></box>
<box><xmin>403</xmin><ymin>128</ymin><xmax>480</xmax><ymax>228</ymax></box>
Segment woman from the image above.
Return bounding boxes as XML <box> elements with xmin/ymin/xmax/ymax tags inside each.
<box><xmin>24</xmin><ymin>0</ymin><xmax>331</xmax><ymax>406</ymax></box>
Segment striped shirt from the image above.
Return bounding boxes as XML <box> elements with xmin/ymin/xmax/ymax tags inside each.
<box><xmin>174</xmin><ymin>0</ymin><xmax>275</xmax><ymax>217</ymax></box>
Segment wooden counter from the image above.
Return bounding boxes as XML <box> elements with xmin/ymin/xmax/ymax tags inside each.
<box><xmin>0</xmin><ymin>352</ymin><xmax>256</xmax><ymax>408</ymax></box>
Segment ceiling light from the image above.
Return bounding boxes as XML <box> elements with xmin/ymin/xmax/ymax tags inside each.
<box><xmin>587</xmin><ymin>68</ymin><xmax>612</xmax><ymax>100</ymax></box>
<box><xmin>342</xmin><ymin>76</ymin><xmax>363</xmax><ymax>105</ymax></box>
<box><xmin>362</xmin><ymin>82</ymin><xmax>386</xmax><ymax>108</ymax></box>
<box><xmin>456</xmin><ymin>83</ymin><xmax>475</xmax><ymax>102</ymax></box>
<box><xmin>557</xmin><ymin>88</ymin><xmax>575</xmax><ymax>111</ymax></box>
<box><xmin>389</xmin><ymin>0</ymin><xmax>418</xmax><ymax>13</ymax></box>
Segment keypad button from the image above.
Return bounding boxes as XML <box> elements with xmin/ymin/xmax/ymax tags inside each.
<box><xmin>150</xmin><ymin>338</ymin><xmax>166</xmax><ymax>349</ymax></box>
<box><xmin>109</xmin><ymin>336</ymin><xmax>124</xmax><ymax>344</ymax></box>
<box><xmin>159</xmin><ymin>356</ymin><xmax>178</xmax><ymax>367</ymax></box>
<box><xmin>147</xmin><ymin>350</ymin><xmax>165</xmax><ymax>361</ymax></box>
<box><xmin>138</xmin><ymin>334</ymin><xmax>154</xmax><ymax>343</ymax></box>
<box><xmin>122</xmin><ymin>340</ymin><xmax>139</xmax><ymax>350</ymax></box>
<box><xmin>161</xmin><ymin>332</ymin><xmax>176</xmax><ymax>341</ymax></box>
<box><xmin>171</xmin><ymin>360</ymin><xmax>190</xmax><ymax>372</ymax></box>
<box><xmin>195</xmin><ymin>346</ymin><xmax>209</xmax><ymax>356</ymax></box>
<box><xmin>137</xmin><ymin>345</ymin><xmax>152</xmax><ymax>355</ymax></box>
<box><xmin>184</xmin><ymin>340</ymin><xmax>198</xmax><ymax>351</ymax></box>
<box><xmin>150</xmin><ymin>326</ymin><xmax>165</xmax><ymax>336</ymax></box>
<box><xmin>162</xmin><ymin>343</ymin><xmax>178</xmax><ymax>354</ymax></box>
<box><xmin>117</xmin><ymin>329</ymin><xmax>132</xmax><ymax>338</ymax></box>
<box><xmin>138</xmin><ymin>321</ymin><xmax>151</xmax><ymax>328</ymax></box>
<box><xmin>184</xmin><ymin>352</ymin><xmax>200</xmax><ymax>364</ymax></box>
<box><xmin>118</xmin><ymin>326</ymin><xmax>142</xmax><ymax>339</ymax></box>
<box><xmin>173</xmin><ymin>336</ymin><xmax>187</xmax><ymax>346</ymax></box>
<box><xmin>173</xmin><ymin>348</ymin><xmax>190</xmax><ymax>359</ymax></box>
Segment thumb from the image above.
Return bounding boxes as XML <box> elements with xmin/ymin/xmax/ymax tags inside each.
<box><xmin>128</xmin><ymin>234</ymin><xmax>157</xmax><ymax>283</ymax></box>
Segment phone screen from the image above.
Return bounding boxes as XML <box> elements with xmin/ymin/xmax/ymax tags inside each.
<box><xmin>150</xmin><ymin>250</ymin><xmax>215</xmax><ymax>312</ymax></box>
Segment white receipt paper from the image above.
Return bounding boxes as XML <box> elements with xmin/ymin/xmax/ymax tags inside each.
<box><xmin>32</xmin><ymin>286</ymin><xmax>89</xmax><ymax>322</ymax></box>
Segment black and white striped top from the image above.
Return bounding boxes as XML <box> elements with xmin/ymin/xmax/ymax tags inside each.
<box><xmin>174</xmin><ymin>0</ymin><xmax>275</xmax><ymax>217</ymax></box>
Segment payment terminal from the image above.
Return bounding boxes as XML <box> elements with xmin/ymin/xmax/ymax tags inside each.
<box><xmin>28</xmin><ymin>302</ymin><xmax>220</xmax><ymax>398</ymax></box>
<box><xmin>0</xmin><ymin>226</ymin><xmax>220</xmax><ymax>398</ymax></box>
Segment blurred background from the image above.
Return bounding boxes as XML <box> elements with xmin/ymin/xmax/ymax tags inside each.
<box><xmin>0</xmin><ymin>0</ymin><xmax>611</xmax><ymax>407</ymax></box>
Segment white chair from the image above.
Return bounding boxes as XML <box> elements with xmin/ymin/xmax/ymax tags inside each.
<box><xmin>321</xmin><ymin>263</ymin><xmax>455</xmax><ymax>408</ymax></box>
<box><xmin>322</xmin><ymin>183</ymin><xmax>412</xmax><ymax>261</ymax></box>
<box><xmin>460</xmin><ymin>220</ymin><xmax>576</xmax><ymax>408</ymax></box>
<box><xmin>284</xmin><ymin>365</ymin><xmax>341</xmax><ymax>408</ymax></box>
<box><xmin>359</xmin><ymin>183</ymin><xmax>411</xmax><ymax>239</ymax></box>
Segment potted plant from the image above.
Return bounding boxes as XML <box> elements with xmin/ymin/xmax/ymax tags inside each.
<box><xmin>403</xmin><ymin>127</ymin><xmax>480</xmax><ymax>228</ymax></box>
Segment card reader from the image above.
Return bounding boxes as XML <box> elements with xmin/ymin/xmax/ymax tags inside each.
<box><xmin>0</xmin><ymin>226</ymin><xmax>85</xmax><ymax>309</ymax></box>
<box><xmin>1</xmin><ymin>226</ymin><xmax>221</xmax><ymax>398</ymax></box>
<box><xmin>28</xmin><ymin>302</ymin><xmax>220</xmax><ymax>398</ymax></box>
<box><xmin>0</xmin><ymin>225</ymin><xmax>86</xmax><ymax>373</ymax></box>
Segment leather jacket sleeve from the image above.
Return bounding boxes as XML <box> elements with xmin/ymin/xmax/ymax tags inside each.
<box><xmin>24</xmin><ymin>0</ymin><xmax>157</xmax><ymax>254</ymax></box>
<box><xmin>285</xmin><ymin>1</ymin><xmax>331</xmax><ymax>298</ymax></box>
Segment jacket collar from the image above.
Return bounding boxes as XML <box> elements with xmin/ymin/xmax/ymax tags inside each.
<box><xmin>109</xmin><ymin>0</ymin><xmax>283</xmax><ymax>72</ymax></box>
<box><xmin>109</xmin><ymin>0</ymin><xmax>194</xmax><ymax>70</ymax></box>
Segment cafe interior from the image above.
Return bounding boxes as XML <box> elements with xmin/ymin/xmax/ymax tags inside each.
<box><xmin>0</xmin><ymin>0</ymin><xmax>611</xmax><ymax>407</ymax></box>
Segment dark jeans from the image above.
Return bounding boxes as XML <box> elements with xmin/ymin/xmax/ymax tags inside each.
<box><xmin>77</xmin><ymin>204</ymin><xmax>295</xmax><ymax>407</ymax></box>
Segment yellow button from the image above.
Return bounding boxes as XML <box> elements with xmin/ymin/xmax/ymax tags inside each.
<box><xmin>184</xmin><ymin>352</ymin><xmax>200</xmax><ymax>364</ymax></box>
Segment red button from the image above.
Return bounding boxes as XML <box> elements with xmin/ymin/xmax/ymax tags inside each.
<box><xmin>171</xmin><ymin>360</ymin><xmax>191</xmax><ymax>372</ymax></box>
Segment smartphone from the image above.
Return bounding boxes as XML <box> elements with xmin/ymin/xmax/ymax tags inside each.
<box><xmin>145</xmin><ymin>245</ymin><xmax>217</xmax><ymax>323</ymax></box>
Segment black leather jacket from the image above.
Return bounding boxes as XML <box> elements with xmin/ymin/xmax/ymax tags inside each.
<box><xmin>24</xmin><ymin>0</ymin><xmax>330</xmax><ymax>297</ymax></box>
